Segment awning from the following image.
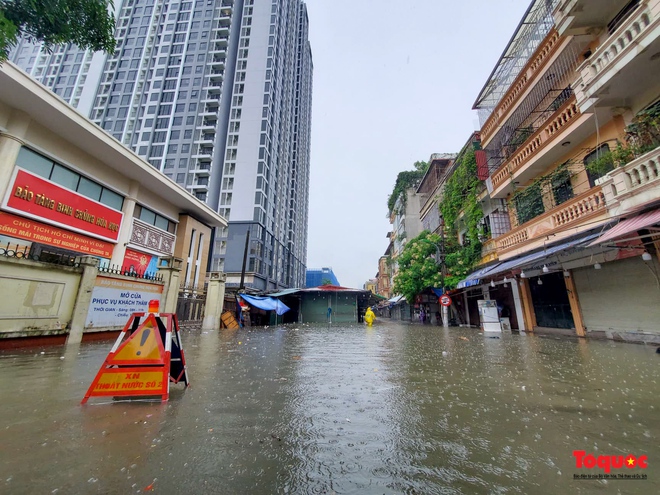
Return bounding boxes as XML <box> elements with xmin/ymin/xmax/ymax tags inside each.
<box><xmin>267</xmin><ymin>288</ymin><xmax>301</xmax><ymax>297</ymax></box>
<box><xmin>457</xmin><ymin>262</ymin><xmax>502</xmax><ymax>289</ymax></box>
<box><xmin>485</xmin><ymin>232</ymin><xmax>601</xmax><ymax>278</ymax></box>
<box><xmin>239</xmin><ymin>294</ymin><xmax>290</xmax><ymax>315</ymax></box>
<box><xmin>387</xmin><ymin>295</ymin><xmax>404</xmax><ymax>304</ymax></box>
<box><xmin>588</xmin><ymin>209</ymin><xmax>660</xmax><ymax>246</ymax></box>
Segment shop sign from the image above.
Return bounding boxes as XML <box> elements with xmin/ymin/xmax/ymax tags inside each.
<box><xmin>3</xmin><ymin>168</ymin><xmax>123</xmax><ymax>242</ymax></box>
<box><xmin>86</xmin><ymin>276</ymin><xmax>163</xmax><ymax>328</ymax></box>
<box><xmin>0</xmin><ymin>211</ymin><xmax>114</xmax><ymax>257</ymax></box>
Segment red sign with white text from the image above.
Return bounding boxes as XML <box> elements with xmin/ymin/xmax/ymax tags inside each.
<box><xmin>0</xmin><ymin>211</ymin><xmax>114</xmax><ymax>257</ymax></box>
<box><xmin>3</xmin><ymin>168</ymin><xmax>123</xmax><ymax>242</ymax></box>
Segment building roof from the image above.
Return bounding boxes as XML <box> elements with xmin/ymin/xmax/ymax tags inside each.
<box><xmin>472</xmin><ymin>0</ymin><xmax>558</xmax><ymax>116</ymax></box>
<box><xmin>0</xmin><ymin>62</ymin><xmax>227</xmax><ymax>229</ymax></box>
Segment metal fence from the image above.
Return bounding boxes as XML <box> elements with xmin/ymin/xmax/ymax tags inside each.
<box><xmin>0</xmin><ymin>244</ymin><xmax>79</xmax><ymax>267</ymax></box>
<box><xmin>176</xmin><ymin>284</ymin><xmax>206</xmax><ymax>324</ymax></box>
<box><xmin>98</xmin><ymin>263</ymin><xmax>163</xmax><ymax>281</ymax></box>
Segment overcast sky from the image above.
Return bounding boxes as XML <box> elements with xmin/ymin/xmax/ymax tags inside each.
<box><xmin>303</xmin><ymin>0</ymin><xmax>531</xmax><ymax>289</ymax></box>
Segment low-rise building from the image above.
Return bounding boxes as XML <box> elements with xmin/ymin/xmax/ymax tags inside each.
<box><xmin>0</xmin><ymin>62</ymin><xmax>227</xmax><ymax>342</ymax></box>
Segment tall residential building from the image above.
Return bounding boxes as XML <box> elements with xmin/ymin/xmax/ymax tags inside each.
<box><xmin>10</xmin><ymin>0</ymin><xmax>313</xmax><ymax>291</ymax></box>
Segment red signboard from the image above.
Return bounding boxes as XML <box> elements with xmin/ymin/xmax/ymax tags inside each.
<box><xmin>0</xmin><ymin>211</ymin><xmax>114</xmax><ymax>257</ymax></box>
<box><xmin>122</xmin><ymin>248</ymin><xmax>156</xmax><ymax>273</ymax></box>
<box><xmin>439</xmin><ymin>294</ymin><xmax>452</xmax><ymax>307</ymax></box>
<box><xmin>3</xmin><ymin>168</ymin><xmax>123</xmax><ymax>242</ymax></box>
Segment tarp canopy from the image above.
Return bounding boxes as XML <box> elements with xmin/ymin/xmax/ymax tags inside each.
<box><xmin>456</xmin><ymin>263</ymin><xmax>502</xmax><ymax>289</ymax></box>
<box><xmin>588</xmin><ymin>209</ymin><xmax>660</xmax><ymax>246</ymax></box>
<box><xmin>239</xmin><ymin>294</ymin><xmax>290</xmax><ymax>315</ymax></box>
<box><xmin>487</xmin><ymin>233</ymin><xmax>600</xmax><ymax>277</ymax></box>
<box><xmin>456</xmin><ymin>232</ymin><xmax>601</xmax><ymax>288</ymax></box>
<box><xmin>267</xmin><ymin>288</ymin><xmax>302</xmax><ymax>297</ymax></box>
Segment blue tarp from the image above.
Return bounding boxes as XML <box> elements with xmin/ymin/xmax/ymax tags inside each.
<box><xmin>431</xmin><ymin>287</ymin><xmax>445</xmax><ymax>297</ymax></box>
<box><xmin>239</xmin><ymin>294</ymin><xmax>290</xmax><ymax>315</ymax></box>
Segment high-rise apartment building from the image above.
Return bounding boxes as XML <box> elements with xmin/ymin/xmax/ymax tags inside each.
<box><xmin>10</xmin><ymin>0</ymin><xmax>313</xmax><ymax>291</ymax></box>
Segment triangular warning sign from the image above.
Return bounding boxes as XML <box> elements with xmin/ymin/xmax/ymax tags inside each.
<box><xmin>108</xmin><ymin>316</ymin><xmax>165</xmax><ymax>365</ymax></box>
<box><xmin>82</xmin><ymin>312</ymin><xmax>189</xmax><ymax>404</ymax></box>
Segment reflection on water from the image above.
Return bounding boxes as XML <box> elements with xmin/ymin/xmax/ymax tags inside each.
<box><xmin>0</xmin><ymin>322</ymin><xmax>658</xmax><ymax>494</ymax></box>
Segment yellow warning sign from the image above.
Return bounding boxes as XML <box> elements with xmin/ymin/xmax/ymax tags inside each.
<box><xmin>92</xmin><ymin>369</ymin><xmax>165</xmax><ymax>394</ymax></box>
<box><xmin>82</xmin><ymin>312</ymin><xmax>189</xmax><ymax>403</ymax></box>
<box><xmin>110</xmin><ymin>320</ymin><xmax>165</xmax><ymax>364</ymax></box>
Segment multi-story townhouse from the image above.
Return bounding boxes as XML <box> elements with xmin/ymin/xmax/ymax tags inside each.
<box><xmin>457</xmin><ymin>0</ymin><xmax>660</xmax><ymax>343</ymax></box>
<box><xmin>388</xmin><ymin>187</ymin><xmax>424</xmax><ymax>285</ymax></box>
<box><xmin>376</xmin><ymin>252</ymin><xmax>391</xmax><ymax>299</ymax></box>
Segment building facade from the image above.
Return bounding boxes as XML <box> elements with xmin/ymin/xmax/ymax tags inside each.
<box><xmin>0</xmin><ymin>62</ymin><xmax>227</xmax><ymax>340</ymax></box>
<box><xmin>10</xmin><ymin>0</ymin><xmax>314</xmax><ymax>291</ymax></box>
<box><xmin>456</xmin><ymin>0</ymin><xmax>660</xmax><ymax>343</ymax></box>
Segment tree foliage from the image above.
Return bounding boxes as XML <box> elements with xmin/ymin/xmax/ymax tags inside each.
<box><xmin>0</xmin><ymin>0</ymin><xmax>116</xmax><ymax>61</ymax></box>
<box><xmin>438</xmin><ymin>147</ymin><xmax>484</xmax><ymax>289</ymax></box>
<box><xmin>392</xmin><ymin>231</ymin><xmax>443</xmax><ymax>304</ymax></box>
<box><xmin>387</xmin><ymin>169</ymin><xmax>424</xmax><ymax>215</ymax></box>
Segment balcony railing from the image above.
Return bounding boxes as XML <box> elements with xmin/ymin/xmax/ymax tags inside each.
<box><xmin>491</xmin><ymin>96</ymin><xmax>581</xmax><ymax>193</ymax></box>
<box><xmin>481</xmin><ymin>29</ymin><xmax>562</xmax><ymax>146</ymax></box>
<box><xmin>599</xmin><ymin>145</ymin><xmax>660</xmax><ymax>207</ymax></box>
<box><xmin>497</xmin><ymin>187</ymin><xmax>606</xmax><ymax>253</ymax></box>
<box><xmin>575</xmin><ymin>0</ymin><xmax>657</xmax><ymax>109</ymax></box>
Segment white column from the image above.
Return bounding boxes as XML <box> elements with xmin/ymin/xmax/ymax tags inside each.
<box><xmin>511</xmin><ymin>279</ymin><xmax>526</xmax><ymax>331</ymax></box>
<box><xmin>0</xmin><ymin>111</ymin><xmax>31</xmax><ymax>201</ymax></box>
<box><xmin>110</xmin><ymin>180</ymin><xmax>140</xmax><ymax>267</ymax></box>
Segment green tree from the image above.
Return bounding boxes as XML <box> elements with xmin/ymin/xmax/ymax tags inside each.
<box><xmin>0</xmin><ymin>0</ymin><xmax>116</xmax><ymax>61</ymax></box>
<box><xmin>321</xmin><ymin>278</ymin><xmax>332</xmax><ymax>285</ymax></box>
<box><xmin>413</xmin><ymin>160</ymin><xmax>429</xmax><ymax>173</ymax></box>
<box><xmin>438</xmin><ymin>147</ymin><xmax>484</xmax><ymax>289</ymax></box>
<box><xmin>393</xmin><ymin>231</ymin><xmax>443</xmax><ymax>304</ymax></box>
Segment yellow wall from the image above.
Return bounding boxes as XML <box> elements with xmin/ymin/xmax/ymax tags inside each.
<box><xmin>0</xmin><ymin>257</ymin><xmax>81</xmax><ymax>337</ymax></box>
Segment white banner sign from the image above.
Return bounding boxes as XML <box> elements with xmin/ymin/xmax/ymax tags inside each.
<box><xmin>86</xmin><ymin>276</ymin><xmax>163</xmax><ymax>328</ymax></box>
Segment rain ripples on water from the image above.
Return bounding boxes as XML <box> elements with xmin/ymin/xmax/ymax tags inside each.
<box><xmin>0</xmin><ymin>321</ymin><xmax>658</xmax><ymax>494</ymax></box>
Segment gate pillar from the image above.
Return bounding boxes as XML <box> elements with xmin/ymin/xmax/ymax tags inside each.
<box><xmin>157</xmin><ymin>257</ymin><xmax>183</xmax><ymax>313</ymax></box>
<box><xmin>202</xmin><ymin>271</ymin><xmax>227</xmax><ymax>330</ymax></box>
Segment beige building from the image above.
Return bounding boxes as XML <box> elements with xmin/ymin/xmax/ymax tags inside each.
<box><xmin>0</xmin><ymin>62</ymin><xmax>227</xmax><ymax>343</ymax></box>
<box><xmin>459</xmin><ymin>0</ymin><xmax>660</xmax><ymax>343</ymax></box>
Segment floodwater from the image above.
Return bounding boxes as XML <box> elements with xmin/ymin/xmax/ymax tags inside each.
<box><xmin>1</xmin><ymin>321</ymin><xmax>658</xmax><ymax>495</ymax></box>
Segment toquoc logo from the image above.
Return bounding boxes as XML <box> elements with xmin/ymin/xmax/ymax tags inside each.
<box><xmin>573</xmin><ymin>450</ymin><xmax>648</xmax><ymax>473</ymax></box>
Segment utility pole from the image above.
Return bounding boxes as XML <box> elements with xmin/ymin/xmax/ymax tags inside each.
<box><xmin>239</xmin><ymin>229</ymin><xmax>250</xmax><ymax>290</ymax></box>
<box><xmin>439</xmin><ymin>217</ymin><xmax>449</xmax><ymax>327</ymax></box>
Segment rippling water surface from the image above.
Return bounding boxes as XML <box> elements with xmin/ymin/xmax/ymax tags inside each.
<box><xmin>1</xmin><ymin>321</ymin><xmax>658</xmax><ymax>494</ymax></box>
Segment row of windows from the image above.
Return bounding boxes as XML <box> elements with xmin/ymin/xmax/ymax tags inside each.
<box><xmin>16</xmin><ymin>147</ymin><xmax>124</xmax><ymax>211</ymax></box>
<box><xmin>133</xmin><ymin>205</ymin><xmax>176</xmax><ymax>234</ymax></box>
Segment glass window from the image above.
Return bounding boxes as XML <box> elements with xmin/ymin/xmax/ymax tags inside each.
<box><xmin>51</xmin><ymin>164</ymin><xmax>79</xmax><ymax>190</ymax></box>
<box><xmin>154</xmin><ymin>215</ymin><xmax>169</xmax><ymax>231</ymax></box>
<box><xmin>140</xmin><ymin>208</ymin><xmax>156</xmax><ymax>225</ymax></box>
<box><xmin>78</xmin><ymin>176</ymin><xmax>103</xmax><ymax>201</ymax></box>
<box><xmin>100</xmin><ymin>188</ymin><xmax>124</xmax><ymax>210</ymax></box>
<box><xmin>16</xmin><ymin>147</ymin><xmax>53</xmax><ymax>177</ymax></box>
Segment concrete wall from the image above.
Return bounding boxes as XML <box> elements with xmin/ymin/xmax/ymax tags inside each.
<box><xmin>174</xmin><ymin>214</ymin><xmax>212</xmax><ymax>288</ymax></box>
<box><xmin>0</xmin><ymin>257</ymin><xmax>81</xmax><ymax>338</ymax></box>
<box><xmin>574</xmin><ymin>256</ymin><xmax>660</xmax><ymax>343</ymax></box>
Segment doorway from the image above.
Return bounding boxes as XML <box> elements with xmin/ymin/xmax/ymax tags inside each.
<box><xmin>529</xmin><ymin>272</ymin><xmax>574</xmax><ymax>329</ymax></box>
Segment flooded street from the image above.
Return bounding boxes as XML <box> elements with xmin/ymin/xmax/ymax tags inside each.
<box><xmin>1</xmin><ymin>321</ymin><xmax>658</xmax><ymax>494</ymax></box>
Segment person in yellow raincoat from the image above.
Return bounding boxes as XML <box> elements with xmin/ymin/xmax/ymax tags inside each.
<box><xmin>364</xmin><ymin>307</ymin><xmax>375</xmax><ymax>327</ymax></box>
